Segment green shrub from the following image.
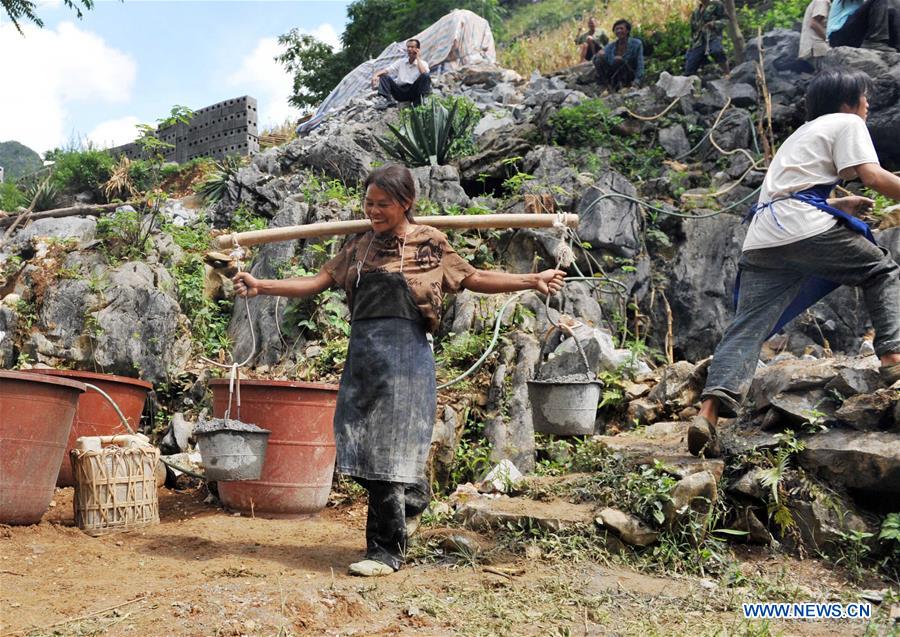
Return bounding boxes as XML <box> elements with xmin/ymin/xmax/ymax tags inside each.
<box><xmin>0</xmin><ymin>182</ymin><xmax>26</xmax><ymax>212</ymax></box>
<box><xmin>739</xmin><ymin>0</ymin><xmax>808</xmax><ymax>33</ymax></box>
<box><xmin>549</xmin><ymin>99</ymin><xmax>622</xmax><ymax>147</ymax></box>
<box><xmin>126</xmin><ymin>159</ymin><xmax>154</xmax><ymax>193</ymax></box>
<box><xmin>634</xmin><ymin>18</ymin><xmax>692</xmax><ymax>79</ymax></box>
<box><xmin>50</xmin><ymin>149</ymin><xmax>115</xmax><ymax>198</ymax></box>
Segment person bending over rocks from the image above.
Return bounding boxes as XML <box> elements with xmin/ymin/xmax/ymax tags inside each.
<box><xmin>233</xmin><ymin>164</ymin><xmax>566</xmax><ymax>577</ymax></box>
<box><xmin>689</xmin><ymin>68</ymin><xmax>900</xmax><ymax>458</ymax></box>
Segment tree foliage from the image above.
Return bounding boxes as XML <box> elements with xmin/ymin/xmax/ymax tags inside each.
<box><xmin>277</xmin><ymin>0</ymin><xmax>503</xmax><ymax>112</ymax></box>
<box><xmin>2</xmin><ymin>0</ymin><xmax>95</xmax><ymax>34</ymax></box>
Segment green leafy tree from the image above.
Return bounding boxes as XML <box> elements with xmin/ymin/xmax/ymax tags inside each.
<box><xmin>275</xmin><ymin>31</ymin><xmax>341</xmax><ymax>110</ymax></box>
<box><xmin>278</xmin><ymin>0</ymin><xmax>503</xmax><ymax>111</ymax></box>
<box><xmin>2</xmin><ymin>0</ymin><xmax>95</xmax><ymax>34</ymax></box>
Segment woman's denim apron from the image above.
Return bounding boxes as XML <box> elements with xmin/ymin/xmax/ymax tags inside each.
<box><xmin>333</xmin><ymin>270</ymin><xmax>436</xmax><ymax>484</ymax></box>
<box><xmin>738</xmin><ymin>183</ymin><xmax>876</xmax><ymax>336</ymax></box>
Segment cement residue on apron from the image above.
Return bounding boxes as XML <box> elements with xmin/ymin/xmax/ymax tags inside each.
<box><xmin>333</xmin><ymin>271</ymin><xmax>436</xmax><ymax>483</ymax></box>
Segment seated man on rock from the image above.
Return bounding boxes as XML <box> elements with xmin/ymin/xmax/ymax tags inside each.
<box><xmin>372</xmin><ymin>38</ymin><xmax>432</xmax><ymax>108</ymax></box>
<box><xmin>827</xmin><ymin>0</ymin><xmax>900</xmax><ymax>51</ymax></box>
<box><xmin>576</xmin><ymin>16</ymin><xmax>609</xmax><ymax>62</ymax></box>
<box><xmin>594</xmin><ymin>19</ymin><xmax>644</xmax><ymax>91</ymax></box>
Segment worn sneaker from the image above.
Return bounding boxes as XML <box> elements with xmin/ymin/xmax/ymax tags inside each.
<box><xmin>880</xmin><ymin>362</ymin><xmax>900</xmax><ymax>385</ymax></box>
<box><xmin>687</xmin><ymin>415</ymin><xmax>721</xmax><ymax>457</ymax></box>
<box><xmin>348</xmin><ymin>559</ymin><xmax>394</xmax><ymax>577</ymax></box>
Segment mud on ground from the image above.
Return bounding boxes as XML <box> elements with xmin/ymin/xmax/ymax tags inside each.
<box><xmin>0</xmin><ymin>487</ymin><xmax>893</xmax><ymax>637</ymax></box>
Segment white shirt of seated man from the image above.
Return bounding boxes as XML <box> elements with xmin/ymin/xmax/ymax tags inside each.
<box><xmin>386</xmin><ymin>41</ymin><xmax>430</xmax><ymax>84</ymax></box>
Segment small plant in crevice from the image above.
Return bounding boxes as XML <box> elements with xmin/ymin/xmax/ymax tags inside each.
<box><xmin>757</xmin><ymin>429</ymin><xmax>805</xmax><ymax>538</ymax></box>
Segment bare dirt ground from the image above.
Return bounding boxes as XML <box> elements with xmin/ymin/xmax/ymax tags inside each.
<box><xmin>0</xmin><ymin>487</ymin><xmax>894</xmax><ymax>637</ymax></box>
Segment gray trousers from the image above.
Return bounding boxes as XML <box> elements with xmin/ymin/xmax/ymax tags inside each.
<box><xmin>702</xmin><ymin>225</ymin><xmax>900</xmax><ymax>417</ymax></box>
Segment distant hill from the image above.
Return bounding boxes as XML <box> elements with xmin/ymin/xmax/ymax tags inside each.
<box><xmin>0</xmin><ymin>141</ymin><xmax>42</xmax><ymax>181</ymax></box>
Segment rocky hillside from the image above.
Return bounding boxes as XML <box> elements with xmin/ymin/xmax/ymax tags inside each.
<box><xmin>1</xmin><ymin>32</ymin><xmax>898</xmax><ymax>582</ymax></box>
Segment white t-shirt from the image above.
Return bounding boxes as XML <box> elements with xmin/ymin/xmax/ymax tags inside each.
<box><xmin>743</xmin><ymin>112</ymin><xmax>879</xmax><ymax>251</ymax></box>
<box><xmin>387</xmin><ymin>57</ymin><xmax>429</xmax><ymax>85</ymax></box>
<box><xmin>799</xmin><ymin>0</ymin><xmax>831</xmax><ymax>59</ymax></box>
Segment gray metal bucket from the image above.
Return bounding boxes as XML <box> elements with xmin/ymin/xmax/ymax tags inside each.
<box><xmin>527</xmin><ymin>378</ymin><xmax>602</xmax><ymax>436</ymax></box>
<box><xmin>195</xmin><ymin>427</ymin><xmax>270</xmax><ymax>481</ymax></box>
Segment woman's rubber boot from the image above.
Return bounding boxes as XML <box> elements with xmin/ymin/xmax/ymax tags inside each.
<box><xmin>348</xmin><ymin>559</ymin><xmax>394</xmax><ymax>577</ymax></box>
<box><xmin>687</xmin><ymin>415</ymin><xmax>721</xmax><ymax>458</ymax></box>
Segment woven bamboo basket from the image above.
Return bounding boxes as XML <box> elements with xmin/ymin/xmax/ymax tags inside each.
<box><xmin>71</xmin><ymin>443</ymin><xmax>160</xmax><ymax>536</ymax></box>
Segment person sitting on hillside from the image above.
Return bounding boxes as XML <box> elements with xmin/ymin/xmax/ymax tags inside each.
<box><xmin>798</xmin><ymin>0</ymin><xmax>831</xmax><ymax>63</ymax></box>
<box><xmin>684</xmin><ymin>0</ymin><xmax>729</xmax><ymax>75</ymax></box>
<box><xmin>594</xmin><ymin>19</ymin><xmax>645</xmax><ymax>91</ymax></box>
<box><xmin>827</xmin><ymin>0</ymin><xmax>899</xmax><ymax>52</ymax></box>
<box><xmin>687</xmin><ymin>69</ymin><xmax>900</xmax><ymax>458</ymax></box>
<box><xmin>576</xmin><ymin>16</ymin><xmax>609</xmax><ymax>62</ymax></box>
<box><xmin>372</xmin><ymin>38</ymin><xmax>432</xmax><ymax>108</ymax></box>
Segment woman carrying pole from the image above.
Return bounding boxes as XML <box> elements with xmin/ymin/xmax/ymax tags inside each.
<box><xmin>233</xmin><ymin>164</ymin><xmax>566</xmax><ymax>576</ymax></box>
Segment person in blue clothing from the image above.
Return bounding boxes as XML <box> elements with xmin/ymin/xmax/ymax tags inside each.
<box><xmin>688</xmin><ymin>68</ymin><xmax>900</xmax><ymax>457</ymax></box>
<box><xmin>827</xmin><ymin>0</ymin><xmax>899</xmax><ymax>51</ymax></box>
<box><xmin>593</xmin><ymin>19</ymin><xmax>644</xmax><ymax>91</ymax></box>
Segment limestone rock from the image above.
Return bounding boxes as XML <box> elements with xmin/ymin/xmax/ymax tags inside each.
<box><xmin>659</xmin><ymin>125</ymin><xmax>690</xmax><ymax>158</ymax></box>
<box><xmin>664</xmin><ymin>470</ymin><xmax>718</xmax><ymax>526</ymax></box>
<box><xmin>596</xmin><ymin>507</ymin><xmax>659</xmax><ymax>546</ymax></box>
<box><xmin>799</xmin><ymin>431</ymin><xmax>900</xmax><ymax>494</ymax></box>
<box><xmin>577</xmin><ymin>171</ymin><xmax>642</xmax><ymax>258</ymax></box>
<box><xmin>455</xmin><ymin>495</ymin><xmax>596</xmax><ymax>532</ymax></box>
<box><xmin>834</xmin><ymin>390</ymin><xmax>898</xmax><ymax>431</ymax></box>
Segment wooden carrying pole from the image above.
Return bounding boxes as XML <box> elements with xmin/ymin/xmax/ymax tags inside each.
<box><xmin>214</xmin><ymin>213</ymin><xmax>579</xmax><ymax>249</ymax></box>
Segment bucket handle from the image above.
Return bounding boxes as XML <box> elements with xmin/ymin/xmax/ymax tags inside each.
<box><xmin>535</xmin><ymin>320</ymin><xmax>596</xmax><ymax>383</ymax></box>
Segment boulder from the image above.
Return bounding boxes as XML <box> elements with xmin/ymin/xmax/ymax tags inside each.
<box><xmin>799</xmin><ymin>431</ymin><xmax>900</xmax><ymax>494</ymax></box>
<box><xmin>664</xmin><ymin>470</ymin><xmax>718</xmax><ymax>527</ymax></box>
<box><xmin>229</xmin><ymin>201</ymin><xmax>311</xmax><ymax>367</ymax></box>
<box><xmin>594</xmin><ymin>422</ymin><xmax>725</xmax><ymax>481</ymax></box>
<box><xmin>577</xmin><ymin>171</ymin><xmax>642</xmax><ymax>258</ymax></box>
<box><xmin>455</xmin><ymin>495</ymin><xmax>596</xmax><ymax>532</ymax></box>
<box><xmin>834</xmin><ymin>389</ymin><xmax>898</xmax><ymax>431</ymax></box>
<box><xmin>659</xmin><ymin>125</ymin><xmax>690</xmax><ymax>158</ymax></box>
<box><xmin>655</xmin><ymin>72</ymin><xmax>698</xmax><ymax>99</ymax></box>
<box><xmin>788</xmin><ymin>495</ymin><xmax>871</xmax><ymax>555</ymax></box>
<box><xmin>484</xmin><ymin>332</ymin><xmax>540</xmax><ymax>472</ymax></box>
<box><xmin>665</xmin><ymin>213</ymin><xmax>746</xmax><ymax>361</ymax></box>
<box><xmin>90</xmin><ymin>261</ymin><xmax>191</xmax><ymax>383</ymax></box>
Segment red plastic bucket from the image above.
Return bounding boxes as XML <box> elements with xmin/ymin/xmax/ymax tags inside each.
<box><xmin>23</xmin><ymin>369</ymin><xmax>152</xmax><ymax>486</ymax></box>
<box><xmin>0</xmin><ymin>371</ymin><xmax>85</xmax><ymax>524</ymax></box>
<box><xmin>210</xmin><ymin>379</ymin><xmax>339</xmax><ymax>516</ymax></box>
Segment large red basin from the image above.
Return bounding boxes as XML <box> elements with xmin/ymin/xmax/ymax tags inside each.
<box><xmin>210</xmin><ymin>379</ymin><xmax>339</xmax><ymax>516</ymax></box>
<box><xmin>0</xmin><ymin>371</ymin><xmax>85</xmax><ymax>524</ymax></box>
<box><xmin>24</xmin><ymin>369</ymin><xmax>152</xmax><ymax>486</ymax></box>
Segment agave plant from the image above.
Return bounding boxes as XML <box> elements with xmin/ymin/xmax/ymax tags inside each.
<box><xmin>196</xmin><ymin>155</ymin><xmax>243</xmax><ymax>204</ymax></box>
<box><xmin>25</xmin><ymin>177</ymin><xmax>60</xmax><ymax>212</ymax></box>
<box><xmin>376</xmin><ymin>97</ymin><xmax>478</xmax><ymax>167</ymax></box>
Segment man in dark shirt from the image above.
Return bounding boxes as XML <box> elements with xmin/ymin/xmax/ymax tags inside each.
<box><xmin>684</xmin><ymin>0</ymin><xmax>729</xmax><ymax>75</ymax></box>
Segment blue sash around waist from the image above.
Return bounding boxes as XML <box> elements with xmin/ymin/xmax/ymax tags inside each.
<box><xmin>736</xmin><ymin>183</ymin><xmax>876</xmax><ymax>337</ymax></box>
